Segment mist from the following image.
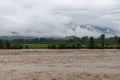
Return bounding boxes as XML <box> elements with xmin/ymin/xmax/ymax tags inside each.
<box><xmin>0</xmin><ymin>0</ymin><xmax>120</xmax><ymax>37</ymax></box>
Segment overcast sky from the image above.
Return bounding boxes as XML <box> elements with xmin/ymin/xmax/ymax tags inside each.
<box><xmin>0</xmin><ymin>0</ymin><xmax>120</xmax><ymax>37</ymax></box>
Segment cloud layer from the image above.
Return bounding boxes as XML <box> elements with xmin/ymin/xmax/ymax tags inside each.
<box><xmin>0</xmin><ymin>0</ymin><xmax>120</xmax><ymax>37</ymax></box>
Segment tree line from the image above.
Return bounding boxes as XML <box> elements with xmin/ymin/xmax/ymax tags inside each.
<box><xmin>48</xmin><ymin>34</ymin><xmax>120</xmax><ymax>49</ymax></box>
<box><xmin>11</xmin><ymin>35</ymin><xmax>119</xmax><ymax>45</ymax></box>
<box><xmin>0</xmin><ymin>39</ymin><xmax>23</xmax><ymax>49</ymax></box>
<box><xmin>1</xmin><ymin>34</ymin><xmax>120</xmax><ymax>49</ymax></box>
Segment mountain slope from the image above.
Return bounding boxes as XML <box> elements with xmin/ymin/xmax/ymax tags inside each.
<box><xmin>0</xmin><ymin>24</ymin><xmax>119</xmax><ymax>38</ymax></box>
<box><xmin>69</xmin><ymin>24</ymin><xmax>119</xmax><ymax>37</ymax></box>
<box><xmin>81</xmin><ymin>24</ymin><xmax>117</xmax><ymax>35</ymax></box>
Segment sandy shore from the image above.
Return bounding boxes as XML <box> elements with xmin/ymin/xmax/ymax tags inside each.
<box><xmin>0</xmin><ymin>49</ymin><xmax>119</xmax><ymax>80</ymax></box>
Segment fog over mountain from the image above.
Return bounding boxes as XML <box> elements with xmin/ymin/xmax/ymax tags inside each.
<box><xmin>0</xmin><ymin>0</ymin><xmax>120</xmax><ymax>37</ymax></box>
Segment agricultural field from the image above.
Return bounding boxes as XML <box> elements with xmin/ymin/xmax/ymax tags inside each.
<box><xmin>0</xmin><ymin>49</ymin><xmax>119</xmax><ymax>80</ymax></box>
<box><xmin>24</xmin><ymin>44</ymin><xmax>49</xmax><ymax>49</ymax></box>
<box><xmin>24</xmin><ymin>43</ymin><xmax>118</xmax><ymax>49</ymax></box>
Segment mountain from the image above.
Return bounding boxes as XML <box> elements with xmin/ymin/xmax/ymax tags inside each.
<box><xmin>68</xmin><ymin>24</ymin><xmax>119</xmax><ymax>37</ymax></box>
<box><xmin>0</xmin><ymin>24</ymin><xmax>119</xmax><ymax>39</ymax></box>
<box><xmin>81</xmin><ymin>24</ymin><xmax>117</xmax><ymax>35</ymax></box>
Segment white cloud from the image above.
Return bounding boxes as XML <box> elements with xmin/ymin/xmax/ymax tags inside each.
<box><xmin>0</xmin><ymin>0</ymin><xmax>120</xmax><ymax>37</ymax></box>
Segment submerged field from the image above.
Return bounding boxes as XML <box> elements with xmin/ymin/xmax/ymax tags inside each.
<box><xmin>0</xmin><ymin>49</ymin><xmax>119</xmax><ymax>80</ymax></box>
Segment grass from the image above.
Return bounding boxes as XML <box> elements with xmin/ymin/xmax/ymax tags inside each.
<box><xmin>24</xmin><ymin>44</ymin><xmax>49</xmax><ymax>49</ymax></box>
<box><xmin>24</xmin><ymin>43</ymin><xmax>119</xmax><ymax>49</ymax></box>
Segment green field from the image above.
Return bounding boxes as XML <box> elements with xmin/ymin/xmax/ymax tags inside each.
<box><xmin>24</xmin><ymin>44</ymin><xmax>49</xmax><ymax>49</ymax></box>
<box><xmin>24</xmin><ymin>43</ymin><xmax>118</xmax><ymax>49</ymax></box>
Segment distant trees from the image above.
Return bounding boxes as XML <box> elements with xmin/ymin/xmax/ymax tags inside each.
<box><xmin>0</xmin><ymin>39</ymin><xmax>3</xmax><ymax>49</ymax></box>
<box><xmin>2</xmin><ymin>34</ymin><xmax>120</xmax><ymax>49</ymax></box>
<box><xmin>3</xmin><ymin>40</ymin><xmax>10</xmax><ymax>49</ymax></box>
<box><xmin>10</xmin><ymin>42</ymin><xmax>23</xmax><ymax>49</ymax></box>
<box><xmin>58</xmin><ymin>43</ymin><xmax>66</xmax><ymax>49</ymax></box>
<box><xmin>0</xmin><ymin>39</ymin><xmax>23</xmax><ymax>49</ymax></box>
<box><xmin>48</xmin><ymin>43</ymin><xmax>81</xmax><ymax>49</ymax></box>
<box><xmin>100</xmin><ymin>34</ymin><xmax>105</xmax><ymax>49</ymax></box>
<box><xmin>47</xmin><ymin>34</ymin><xmax>120</xmax><ymax>49</ymax></box>
<box><xmin>76</xmin><ymin>43</ymin><xmax>81</xmax><ymax>49</ymax></box>
<box><xmin>116</xmin><ymin>37</ymin><xmax>120</xmax><ymax>49</ymax></box>
<box><xmin>114</xmin><ymin>36</ymin><xmax>119</xmax><ymax>42</ymax></box>
<box><xmin>24</xmin><ymin>45</ymin><xmax>29</xmax><ymax>49</ymax></box>
<box><xmin>48</xmin><ymin>44</ymin><xmax>56</xmax><ymax>49</ymax></box>
<box><xmin>88</xmin><ymin>37</ymin><xmax>95</xmax><ymax>49</ymax></box>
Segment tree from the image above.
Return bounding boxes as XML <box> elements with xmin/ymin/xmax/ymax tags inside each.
<box><xmin>0</xmin><ymin>39</ymin><xmax>3</xmax><ymax>49</ymax></box>
<box><xmin>24</xmin><ymin>45</ymin><xmax>29</xmax><ymax>49</ymax></box>
<box><xmin>100</xmin><ymin>34</ymin><xmax>105</xmax><ymax>49</ymax></box>
<box><xmin>48</xmin><ymin>44</ymin><xmax>56</xmax><ymax>49</ymax></box>
<box><xmin>3</xmin><ymin>40</ymin><xmax>10</xmax><ymax>49</ymax></box>
<box><xmin>88</xmin><ymin>37</ymin><xmax>95</xmax><ymax>49</ymax></box>
<box><xmin>58</xmin><ymin>43</ymin><xmax>66</xmax><ymax>49</ymax></box>
<box><xmin>71</xmin><ymin>44</ymin><xmax>76</xmax><ymax>49</ymax></box>
<box><xmin>116</xmin><ymin>37</ymin><xmax>120</xmax><ymax>49</ymax></box>
<box><xmin>114</xmin><ymin>36</ymin><xmax>118</xmax><ymax>43</ymax></box>
<box><xmin>10</xmin><ymin>42</ymin><xmax>23</xmax><ymax>49</ymax></box>
<box><xmin>76</xmin><ymin>43</ymin><xmax>81</xmax><ymax>49</ymax></box>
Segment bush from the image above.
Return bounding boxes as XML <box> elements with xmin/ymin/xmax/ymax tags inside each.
<box><xmin>48</xmin><ymin>44</ymin><xmax>56</xmax><ymax>49</ymax></box>
<box><xmin>0</xmin><ymin>39</ymin><xmax>3</xmax><ymax>49</ymax></box>
<box><xmin>3</xmin><ymin>40</ymin><xmax>10</xmax><ymax>49</ymax></box>
<box><xmin>58</xmin><ymin>43</ymin><xmax>66</xmax><ymax>49</ymax></box>
<box><xmin>24</xmin><ymin>45</ymin><xmax>29</xmax><ymax>49</ymax></box>
<box><xmin>10</xmin><ymin>42</ymin><xmax>23</xmax><ymax>49</ymax></box>
<box><xmin>76</xmin><ymin>43</ymin><xmax>81</xmax><ymax>49</ymax></box>
<box><xmin>117</xmin><ymin>45</ymin><xmax>120</xmax><ymax>49</ymax></box>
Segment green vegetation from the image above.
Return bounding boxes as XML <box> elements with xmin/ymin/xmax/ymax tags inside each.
<box><xmin>1</xmin><ymin>34</ymin><xmax>120</xmax><ymax>49</ymax></box>
<box><xmin>88</xmin><ymin>37</ymin><xmax>95</xmax><ymax>49</ymax></box>
<box><xmin>100</xmin><ymin>34</ymin><xmax>105</xmax><ymax>49</ymax></box>
<box><xmin>10</xmin><ymin>42</ymin><xmax>23</xmax><ymax>49</ymax></box>
<box><xmin>0</xmin><ymin>39</ymin><xmax>23</xmax><ymax>49</ymax></box>
<box><xmin>48</xmin><ymin>43</ymin><xmax>81</xmax><ymax>49</ymax></box>
<box><xmin>24</xmin><ymin>44</ymin><xmax>48</xmax><ymax>49</ymax></box>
